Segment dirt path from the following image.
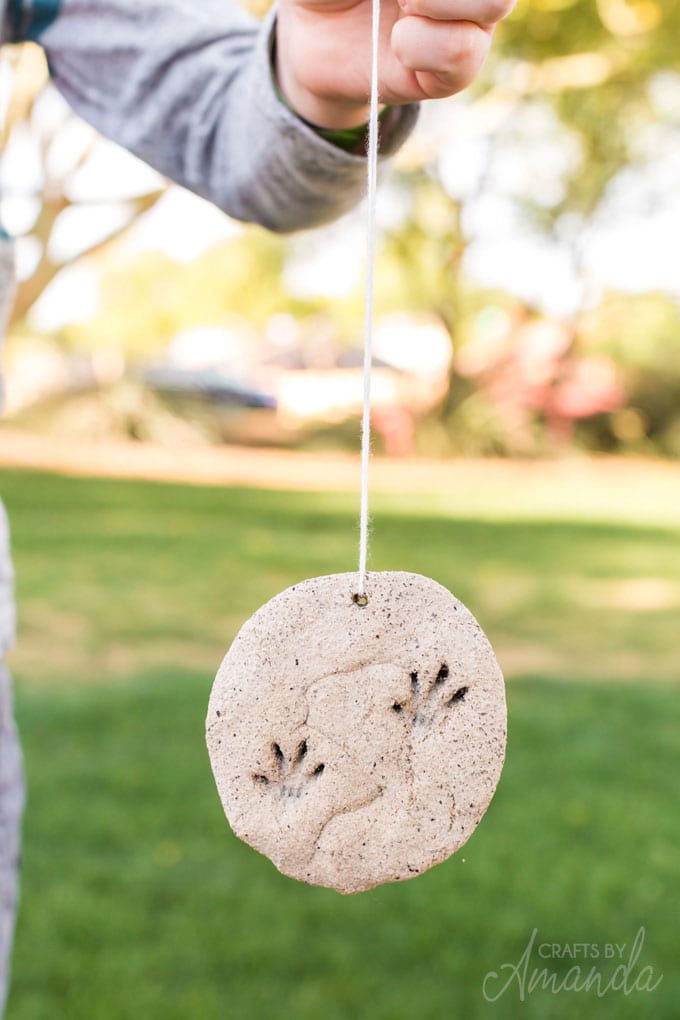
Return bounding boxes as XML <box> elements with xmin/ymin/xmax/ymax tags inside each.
<box><xmin>1</xmin><ymin>427</ymin><xmax>679</xmax><ymax>523</ymax></box>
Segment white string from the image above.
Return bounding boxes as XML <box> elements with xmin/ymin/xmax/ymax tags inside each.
<box><xmin>357</xmin><ymin>0</ymin><xmax>381</xmax><ymax>598</ymax></box>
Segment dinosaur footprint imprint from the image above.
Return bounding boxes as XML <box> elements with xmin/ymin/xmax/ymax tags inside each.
<box><xmin>391</xmin><ymin>663</ymin><xmax>469</xmax><ymax>729</ymax></box>
<box><xmin>253</xmin><ymin>739</ymin><xmax>326</xmax><ymax>799</ymax></box>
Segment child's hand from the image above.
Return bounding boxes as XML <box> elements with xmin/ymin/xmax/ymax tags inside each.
<box><xmin>275</xmin><ymin>0</ymin><xmax>514</xmax><ymax>130</ymax></box>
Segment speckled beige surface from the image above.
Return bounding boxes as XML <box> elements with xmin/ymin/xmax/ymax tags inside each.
<box><xmin>206</xmin><ymin>571</ymin><xmax>506</xmax><ymax>894</ymax></box>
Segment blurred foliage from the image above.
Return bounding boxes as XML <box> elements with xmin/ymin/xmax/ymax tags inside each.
<box><xmin>1</xmin><ymin>44</ymin><xmax>164</xmax><ymax>331</ymax></box>
<box><xmin>577</xmin><ymin>293</ymin><xmax>680</xmax><ymax>456</ymax></box>
<box><xmin>64</xmin><ymin>234</ymin><xmax>321</xmax><ymax>358</ymax></box>
<box><xmin>4</xmin><ymin>0</ymin><xmax>680</xmax><ymax>456</ymax></box>
<box><xmin>497</xmin><ymin>0</ymin><xmax>680</xmax><ymax>223</ymax></box>
<box><xmin>389</xmin><ymin>0</ymin><xmax>680</xmax><ymax>455</ymax></box>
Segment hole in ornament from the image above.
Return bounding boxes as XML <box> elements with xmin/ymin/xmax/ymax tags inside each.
<box><xmin>312</xmin><ymin>763</ymin><xmax>325</xmax><ymax>776</ymax></box>
<box><xmin>273</xmin><ymin>742</ymin><xmax>285</xmax><ymax>764</ymax></box>
<box><xmin>410</xmin><ymin>671</ymin><xmax>419</xmax><ymax>689</ymax></box>
<box><xmin>353</xmin><ymin>593</ymin><xmax>368</xmax><ymax>607</ymax></box>
<box><xmin>447</xmin><ymin>686</ymin><xmax>469</xmax><ymax>705</ymax></box>
<box><xmin>253</xmin><ymin>774</ymin><xmax>269</xmax><ymax>785</ymax></box>
<box><xmin>391</xmin><ymin>702</ymin><xmax>403</xmax><ymax>713</ymax></box>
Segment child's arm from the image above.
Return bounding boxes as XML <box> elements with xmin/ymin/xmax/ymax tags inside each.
<box><xmin>3</xmin><ymin>0</ymin><xmax>512</xmax><ymax>232</ymax></box>
<box><xmin>2</xmin><ymin>0</ymin><xmax>417</xmax><ymax>232</ymax></box>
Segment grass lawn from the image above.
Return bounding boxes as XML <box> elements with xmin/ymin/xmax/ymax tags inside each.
<box><xmin>1</xmin><ymin>466</ymin><xmax>678</xmax><ymax>1019</ymax></box>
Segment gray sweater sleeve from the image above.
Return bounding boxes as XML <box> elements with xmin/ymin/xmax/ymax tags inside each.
<box><xmin>3</xmin><ymin>0</ymin><xmax>418</xmax><ymax>233</ymax></box>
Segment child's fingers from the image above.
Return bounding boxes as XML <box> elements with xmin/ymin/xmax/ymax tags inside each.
<box><xmin>391</xmin><ymin>16</ymin><xmax>492</xmax><ymax>96</ymax></box>
<box><xmin>397</xmin><ymin>0</ymin><xmax>514</xmax><ymax>26</ymax></box>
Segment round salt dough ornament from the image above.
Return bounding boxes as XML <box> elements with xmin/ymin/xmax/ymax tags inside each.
<box><xmin>206</xmin><ymin>571</ymin><xmax>506</xmax><ymax>894</ymax></box>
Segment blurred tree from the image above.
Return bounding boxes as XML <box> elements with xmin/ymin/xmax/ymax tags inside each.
<box><xmin>1</xmin><ymin>44</ymin><xmax>164</xmax><ymax>331</ymax></box>
<box><xmin>370</xmin><ymin>0</ymin><xmax>680</xmax><ymax>453</ymax></box>
<box><xmin>577</xmin><ymin>291</ymin><xmax>680</xmax><ymax>455</ymax></box>
<box><xmin>65</xmin><ymin>232</ymin><xmax>321</xmax><ymax>361</ymax></box>
<box><xmin>497</xmin><ymin>0</ymin><xmax>680</xmax><ymax>276</ymax></box>
<box><xmin>5</xmin><ymin>4</ymin><xmax>680</xmax><ymax>455</ymax></box>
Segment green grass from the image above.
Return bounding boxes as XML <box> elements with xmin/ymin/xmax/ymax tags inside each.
<box><xmin>1</xmin><ymin>467</ymin><xmax>678</xmax><ymax>1019</ymax></box>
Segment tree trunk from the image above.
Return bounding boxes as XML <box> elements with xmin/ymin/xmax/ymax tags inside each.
<box><xmin>9</xmin><ymin>187</ymin><xmax>165</xmax><ymax>330</ymax></box>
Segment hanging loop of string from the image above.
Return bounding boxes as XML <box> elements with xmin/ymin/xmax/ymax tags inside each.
<box><xmin>357</xmin><ymin>0</ymin><xmax>381</xmax><ymax>600</ymax></box>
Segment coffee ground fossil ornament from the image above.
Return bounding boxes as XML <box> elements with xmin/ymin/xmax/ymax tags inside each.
<box><xmin>205</xmin><ymin>0</ymin><xmax>506</xmax><ymax>893</ymax></box>
<box><xmin>206</xmin><ymin>571</ymin><xmax>506</xmax><ymax>894</ymax></box>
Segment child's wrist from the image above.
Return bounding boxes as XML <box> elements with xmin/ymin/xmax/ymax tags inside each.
<box><xmin>270</xmin><ymin>24</ymin><xmax>391</xmax><ymax>154</ymax></box>
<box><xmin>274</xmin><ymin>55</ymin><xmax>372</xmax><ymax>131</ymax></box>
<box><xmin>273</xmin><ymin>52</ymin><xmax>392</xmax><ymax>153</ymax></box>
<box><xmin>281</xmin><ymin>83</ymin><xmax>371</xmax><ymax>131</ymax></box>
<box><xmin>275</xmin><ymin>77</ymin><xmax>392</xmax><ymax>155</ymax></box>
